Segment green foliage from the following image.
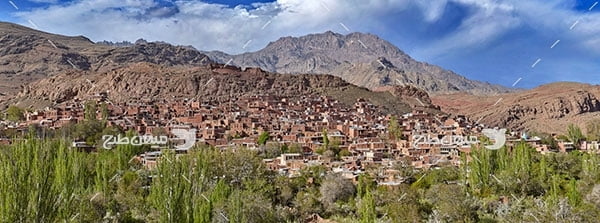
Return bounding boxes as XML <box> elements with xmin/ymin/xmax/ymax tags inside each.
<box><xmin>581</xmin><ymin>152</ymin><xmax>600</xmax><ymax>185</ymax></box>
<box><xmin>257</xmin><ymin>131</ymin><xmax>270</xmax><ymax>145</ymax></box>
<box><xmin>260</xmin><ymin>143</ymin><xmax>284</xmax><ymax>159</ymax></box>
<box><xmin>149</xmin><ymin>150</ymin><xmax>192</xmax><ymax>222</ymax></box>
<box><xmin>566</xmin><ymin>179</ymin><xmax>582</xmax><ymax>206</ymax></box>
<box><xmin>287</xmin><ymin>143</ymin><xmax>303</xmax><ymax>153</ymax></box>
<box><xmin>84</xmin><ymin>100</ymin><xmax>98</xmax><ymax>121</ymax></box>
<box><xmin>587</xmin><ymin>119</ymin><xmax>600</xmax><ymax>142</ymax></box>
<box><xmin>466</xmin><ymin>146</ymin><xmax>495</xmax><ymax>196</ymax></box>
<box><xmin>465</xmin><ymin>143</ymin><xmax>547</xmax><ymax>197</ymax></box>
<box><xmin>383</xmin><ymin>186</ymin><xmax>426</xmax><ymax>222</ymax></box>
<box><xmin>146</xmin><ymin>147</ymin><xmax>277</xmax><ymax>222</ymax></box>
<box><xmin>0</xmin><ymin>125</ymin><xmax>599</xmax><ymax>222</ymax></box>
<box><xmin>388</xmin><ymin>115</ymin><xmax>403</xmax><ymax>140</ymax></box>
<box><xmin>339</xmin><ymin>149</ymin><xmax>352</xmax><ymax>157</ymax></box>
<box><xmin>0</xmin><ymin>138</ymin><xmax>88</xmax><ymax>222</ymax></box>
<box><xmin>74</xmin><ymin>120</ymin><xmax>104</xmax><ymax>145</ymax></box>
<box><xmin>425</xmin><ymin>184</ymin><xmax>479</xmax><ymax>222</ymax></box>
<box><xmin>315</xmin><ymin>147</ymin><xmax>325</xmax><ymax>155</ymax></box>
<box><xmin>567</xmin><ymin>124</ymin><xmax>585</xmax><ymax>147</ymax></box>
<box><xmin>359</xmin><ymin>188</ymin><xmax>376</xmax><ymax>223</ymax></box>
<box><xmin>411</xmin><ymin>167</ymin><xmax>460</xmax><ymax>190</ymax></box>
<box><xmin>100</xmin><ymin>102</ymin><xmax>109</xmax><ymax>121</ymax></box>
<box><xmin>0</xmin><ymin>128</ymin><xmax>18</xmax><ymax>138</ymax></box>
<box><xmin>322</xmin><ymin>129</ymin><xmax>330</xmax><ymax>148</ymax></box>
<box><xmin>294</xmin><ymin>188</ymin><xmax>323</xmax><ymax>219</ymax></box>
<box><xmin>545</xmin><ymin>137</ymin><xmax>559</xmax><ymax>150</ymax></box>
<box><xmin>319</xmin><ymin>129</ymin><xmax>343</xmax><ymax>160</ymax></box>
<box><xmin>5</xmin><ymin>105</ymin><xmax>24</xmax><ymax>122</ymax></box>
<box><xmin>357</xmin><ymin>174</ymin><xmax>375</xmax><ymax>198</ymax></box>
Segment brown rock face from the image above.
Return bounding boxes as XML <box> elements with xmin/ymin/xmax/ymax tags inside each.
<box><xmin>0</xmin><ymin>22</ymin><xmax>210</xmax><ymax>97</ymax></box>
<box><xmin>373</xmin><ymin>84</ymin><xmax>439</xmax><ymax>110</ymax></box>
<box><xmin>432</xmin><ymin>82</ymin><xmax>600</xmax><ymax>134</ymax></box>
<box><xmin>0</xmin><ymin>22</ymin><xmax>418</xmax><ymax>116</ymax></box>
<box><xmin>12</xmin><ymin>62</ymin><xmax>414</xmax><ymax>115</ymax></box>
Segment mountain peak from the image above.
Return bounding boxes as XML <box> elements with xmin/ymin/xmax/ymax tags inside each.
<box><xmin>255</xmin><ymin>30</ymin><xmax>409</xmax><ymax>64</ymax></box>
<box><xmin>323</xmin><ymin>30</ymin><xmax>341</xmax><ymax>36</ymax></box>
<box><xmin>203</xmin><ymin>31</ymin><xmax>511</xmax><ymax>95</ymax></box>
<box><xmin>266</xmin><ymin>31</ymin><xmax>397</xmax><ymax>50</ymax></box>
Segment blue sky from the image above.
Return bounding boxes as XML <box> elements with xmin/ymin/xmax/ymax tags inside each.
<box><xmin>1</xmin><ymin>0</ymin><xmax>599</xmax><ymax>88</ymax></box>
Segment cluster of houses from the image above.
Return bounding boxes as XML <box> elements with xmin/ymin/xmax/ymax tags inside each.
<box><xmin>2</xmin><ymin>92</ymin><xmax>599</xmax><ymax>185</ymax></box>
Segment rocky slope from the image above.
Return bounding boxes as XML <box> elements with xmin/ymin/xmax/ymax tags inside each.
<box><xmin>373</xmin><ymin>84</ymin><xmax>439</xmax><ymax>110</ymax></box>
<box><xmin>432</xmin><ymin>82</ymin><xmax>600</xmax><ymax>134</ymax></box>
<box><xmin>12</xmin><ymin>62</ymin><xmax>426</xmax><ymax>115</ymax></box>
<box><xmin>0</xmin><ymin>22</ymin><xmax>210</xmax><ymax>96</ymax></box>
<box><xmin>203</xmin><ymin>31</ymin><xmax>511</xmax><ymax>95</ymax></box>
<box><xmin>0</xmin><ymin>22</ymin><xmax>441</xmax><ymax>115</ymax></box>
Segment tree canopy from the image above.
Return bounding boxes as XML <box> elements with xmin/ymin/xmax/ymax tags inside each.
<box><xmin>5</xmin><ymin>105</ymin><xmax>24</xmax><ymax>122</ymax></box>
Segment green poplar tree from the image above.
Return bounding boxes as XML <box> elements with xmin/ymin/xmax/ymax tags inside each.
<box><xmin>359</xmin><ymin>188</ymin><xmax>376</xmax><ymax>223</ymax></box>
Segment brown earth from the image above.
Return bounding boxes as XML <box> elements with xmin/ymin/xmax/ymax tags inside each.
<box><xmin>432</xmin><ymin>82</ymin><xmax>600</xmax><ymax>134</ymax></box>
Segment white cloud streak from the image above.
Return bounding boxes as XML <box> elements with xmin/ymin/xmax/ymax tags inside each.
<box><xmin>27</xmin><ymin>0</ymin><xmax>59</xmax><ymax>3</ymax></box>
<box><xmin>12</xmin><ymin>0</ymin><xmax>597</xmax><ymax>55</ymax></box>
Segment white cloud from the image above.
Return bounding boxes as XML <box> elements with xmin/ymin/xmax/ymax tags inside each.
<box><xmin>416</xmin><ymin>0</ymin><xmax>520</xmax><ymax>57</ymax></box>
<box><xmin>27</xmin><ymin>0</ymin><xmax>59</xmax><ymax>3</ymax></box>
<box><xmin>11</xmin><ymin>0</ymin><xmax>600</xmax><ymax>66</ymax></box>
<box><xmin>415</xmin><ymin>0</ymin><xmax>448</xmax><ymax>22</ymax></box>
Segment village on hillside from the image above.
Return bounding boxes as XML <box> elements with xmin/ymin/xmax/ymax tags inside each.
<box><xmin>1</xmin><ymin>92</ymin><xmax>599</xmax><ymax>185</ymax></box>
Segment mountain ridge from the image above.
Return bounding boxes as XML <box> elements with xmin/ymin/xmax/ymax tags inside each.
<box><xmin>0</xmin><ymin>22</ymin><xmax>211</xmax><ymax>96</ymax></box>
<box><xmin>203</xmin><ymin>31</ymin><xmax>512</xmax><ymax>95</ymax></box>
<box><xmin>0</xmin><ymin>22</ymin><xmax>436</xmax><ymax>115</ymax></box>
<box><xmin>10</xmin><ymin>61</ymin><xmax>432</xmax><ymax>116</ymax></box>
<box><xmin>432</xmin><ymin>82</ymin><xmax>600</xmax><ymax>134</ymax></box>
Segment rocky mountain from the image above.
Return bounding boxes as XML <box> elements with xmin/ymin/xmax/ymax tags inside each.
<box><xmin>0</xmin><ymin>22</ymin><xmax>210</xmax><ymax>96</ymax></box>
<box><xmin>203</xmin><ymin>31</ymin><xmax>511</xmax><ymax>95</ymax></box>
<box><xmin>11</xmin><ymin>62</ymin><xmax>430</xmax><ymax>116</ymax></box>
<box><xmin>432</xmin><ymin>82</ymin><xmax>600</xmax><ymax>134</ymax></box>
<box><xmin>4</xmin><ymin>22</ymin><xmax>598</xmax><ymax>134</ymax></box>
<box><xmin>0</xmin><ymin>22</ymin><xmax>437</xmax><ymax>115</ymax></box>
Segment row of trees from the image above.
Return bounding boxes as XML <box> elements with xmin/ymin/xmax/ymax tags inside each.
<box><xmin>1</xmin><ymin>134</ymin><xmax>600</xmax><ymax>222</ymax></box>
<box><xmin>0</xmin><ymin>135</ymin><xmax>381</xmax><ymax>222</ymax></box>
